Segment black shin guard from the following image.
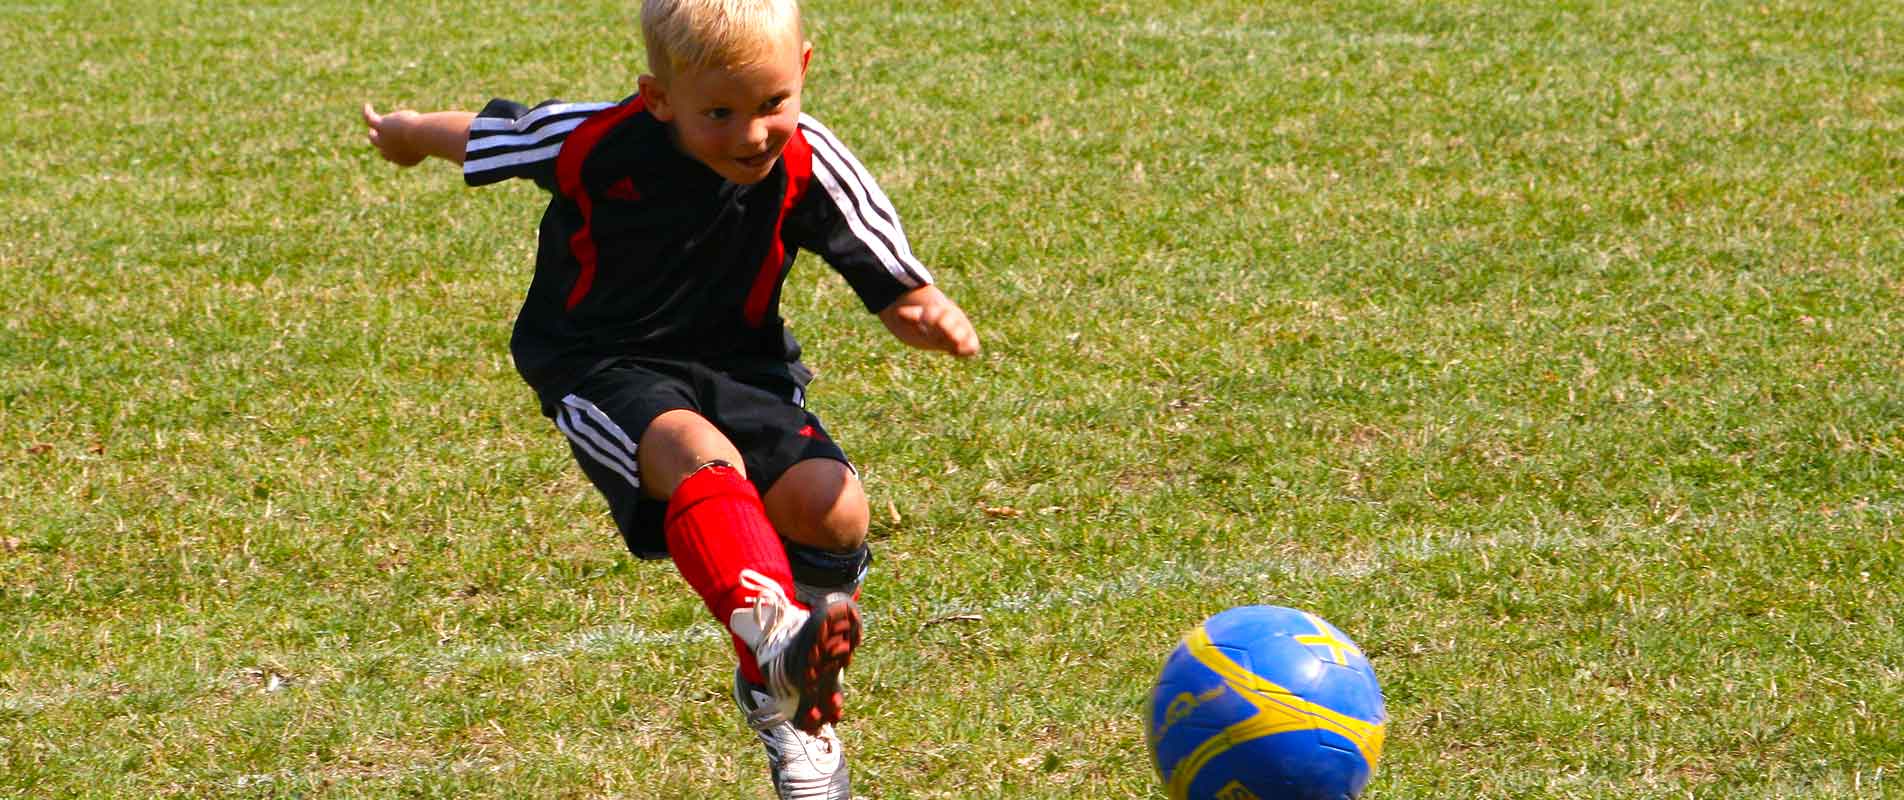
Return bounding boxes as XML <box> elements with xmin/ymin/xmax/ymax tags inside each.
<box><xmin>784</xmin><ymin>540</ymin><xmax>872</xmax><ymax>607</ymax></box>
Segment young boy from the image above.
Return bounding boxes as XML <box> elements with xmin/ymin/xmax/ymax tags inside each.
<box><xmin>361</xmin><ymin>0</ymin><xmax>978</xmax><ymax>796</ymax></box>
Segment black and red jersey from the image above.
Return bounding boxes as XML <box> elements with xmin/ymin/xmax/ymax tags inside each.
<box><xmin>464</xmin><ymin>96</ymin><xmax>932</xmax><ymax>394</ymax></box>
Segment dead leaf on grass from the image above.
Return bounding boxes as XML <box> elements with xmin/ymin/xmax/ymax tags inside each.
<box><xmin>236</xmin><ymin>667</ymin><xmax>297</xmax><ymax>693</ymax></box>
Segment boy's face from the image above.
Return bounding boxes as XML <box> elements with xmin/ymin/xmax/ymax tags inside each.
<box><xmin>643</xmin><ymin>32</ymin><xmax>811</xmax><ymax>185</ymax></box>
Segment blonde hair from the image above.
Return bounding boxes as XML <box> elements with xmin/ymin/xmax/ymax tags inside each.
<box><xmin>642</xmin><ymin>0</ymin><xmax>804</xmax><ymax>82</ymax></box>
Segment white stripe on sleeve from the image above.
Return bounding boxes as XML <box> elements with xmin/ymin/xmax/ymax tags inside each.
<box><xmin>464</xmin><ymin>141</ymin><xmax>565</xmax><ymax>176</ymax></box>
<box><xmin>470</xmin><ymin>101</ymin><xmax>616</xmax><ymax>134</ymax></box>
<box><xmin>464</xmin><ymin>102</ymin><xmax>618</xmax><ymax>180</ymax></box>
<box><xmin>466</xmin><ymin>117</ymin><xmax>589</xmax><ymax>154</ymax></box>
<box><xmin>799</xmin><ymin>115</ymin><xmax>931</xmax><ymax>287</ymax></box>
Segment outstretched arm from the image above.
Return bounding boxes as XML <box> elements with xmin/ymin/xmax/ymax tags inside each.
<box><xmin>878</xmin><ymin>285</ymin><xmax>980</xmax><ymax>358</ymax></box>
<box><xmin>362</xmin><ymin>104</ymin><xmax>476</xmax><ymax>167</ymax></box>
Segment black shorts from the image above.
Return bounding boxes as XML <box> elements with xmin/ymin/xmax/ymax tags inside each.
<box><xmin>540</xmin><ymin>356</ymin><xmax>850</xmax><ymax>559</ymax></box>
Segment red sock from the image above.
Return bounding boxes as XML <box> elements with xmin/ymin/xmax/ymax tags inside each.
<box><xmin>664</xmin><ymin>464</ymin><xmax>797</xmax><ymax>685</ymax></box>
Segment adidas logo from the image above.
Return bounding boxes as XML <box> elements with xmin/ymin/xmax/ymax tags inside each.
<box><xmin>604</xmin><ymin>177</ymin><xmax>641</xmax><ymax>201</ymax></box>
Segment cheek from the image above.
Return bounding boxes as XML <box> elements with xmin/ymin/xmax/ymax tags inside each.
<box><xmin>680</xmin><ymin>122</ymin><xmax>730</xmax><ymax>154</ymax></box>
<box><xmin>768</xmin><ymin>112</ymin><xmax>801</xmax><ymax>141</ymax></box>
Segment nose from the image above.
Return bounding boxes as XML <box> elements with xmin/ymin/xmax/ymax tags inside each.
<box><xmin>745</xmin><ymin>115</ymin><xmax>772</xmax><ymax>148</ymax></box>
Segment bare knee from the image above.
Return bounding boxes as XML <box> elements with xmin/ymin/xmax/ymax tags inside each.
<box><xmin>764</xmin><ymin>460</ymin><xmax>868</xmax><ymax>552</ymax></box>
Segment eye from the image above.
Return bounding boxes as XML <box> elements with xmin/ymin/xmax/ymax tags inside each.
<box><xmin>703</xmin><ymin>107</ymin><xmax>731</xmax><ymax>121</ymax></box>
<box><xmin>760</xmin><ymin>94</ymin><xmax>789</xmax><ymax>113</ymax></box>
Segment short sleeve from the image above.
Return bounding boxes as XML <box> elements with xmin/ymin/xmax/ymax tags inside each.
<box><xmin>463</xmin><ymin>98</ymin><xmax>618</xmax><ymax>191</ymax></box>
<box><xmin>785</xmin><ymin>114</ymin><xmax>933</xmax><ymax>313</ymax></box>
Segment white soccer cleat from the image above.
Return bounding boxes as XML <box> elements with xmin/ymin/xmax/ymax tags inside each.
<box><xmin>735</xmin><ymin>668</ymin><xmax>853</xmax><ymax>800</ymax></box>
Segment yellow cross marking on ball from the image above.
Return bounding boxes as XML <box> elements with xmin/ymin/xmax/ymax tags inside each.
<box><xmin>1167</xmin><ymin>624</ymin><xmax>1387</xmax><ymax>800</ymax></box>
<box><xmin>1294</xmin><ymin>612</ymin><xmax>1361</xmax><ymax>665</ymax></box>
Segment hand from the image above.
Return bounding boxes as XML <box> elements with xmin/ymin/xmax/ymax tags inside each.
<box><xmin>881</xmin><ymin>286</ymin><xmax>980</xmax><ymax>358</ymax></box>
<box><xmin>362</xmin><ymin>103</ymin><xmax>428</xmax><ymax>167</ymax></box>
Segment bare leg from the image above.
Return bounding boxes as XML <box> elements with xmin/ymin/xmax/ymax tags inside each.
<box><xmin>638</xmin><ymin>409</ymin><xmax>747</xmax><ymax>498</ymax></box>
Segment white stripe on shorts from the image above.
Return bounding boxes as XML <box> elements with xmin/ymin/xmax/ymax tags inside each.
<box><xmin>556</xmin><ymin>394</ymin><xmax>641</xmax><ymax>489</ymax></box>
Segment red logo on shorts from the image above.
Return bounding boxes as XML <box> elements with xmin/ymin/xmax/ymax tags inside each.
<box><xmin>797</xmin><ymin>424</ymin><xmax>828</xmax><ymax>442</ymax></box>
<box><xmin>604</xmin><ymin>177</ymin><xmax>641</xmax><ymax>201</ymax></box>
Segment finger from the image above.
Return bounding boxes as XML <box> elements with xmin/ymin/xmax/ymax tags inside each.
<box><xmin>927</xmin><ymin>315</ymin><xmax>962</xmax><ymax>353</ymax></box>
<box><xmin>935</xmin><ymin>308</ymin><xmax>965</xmax><ymax>334</ymax></box>
<box><xmin>915</xmin><ymin>302</ymin><xmax>949</xmax><ymax>328</ymax></box>
<box><xmin>362</xmin><ymin>102</ymin><xmax>381</xmax><ymax>127</ymax></box>
<box><xmin>949</xmin><ymin>323</ymin><xmax>979</xmax><ymax>357</ymax></box>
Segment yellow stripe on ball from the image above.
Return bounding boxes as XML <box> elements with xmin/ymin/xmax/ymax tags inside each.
<box><xmin>1164</xmin><ymin>625</ymin><xmax>1387</xmax><ymax>800</ymax></box>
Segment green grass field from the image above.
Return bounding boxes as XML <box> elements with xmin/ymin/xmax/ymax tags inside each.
<box><xmin>4</xmin><ymin>0</ymin><xmax>1901</xmax><ymax>796</ymax></box>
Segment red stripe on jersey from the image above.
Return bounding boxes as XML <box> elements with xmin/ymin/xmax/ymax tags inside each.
<box><xmin>556</xmin><ymin>97</ymin><xmax>649</xmax><ymax>311</ymax></box>
<box><xmin>743</xmin><ymin>130</ymin><xmax>814</xmax><ymax>327</ymax></box>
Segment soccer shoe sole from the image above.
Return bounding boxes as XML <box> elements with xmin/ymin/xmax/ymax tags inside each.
<box><xmin>786</xmin><ymin>593</ymin><xmax>861</xmax><ymax>734</ymax></box>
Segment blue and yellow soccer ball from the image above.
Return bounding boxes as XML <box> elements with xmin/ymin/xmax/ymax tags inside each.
<box><xmin>1145</xmin><ymin>606</ymin><xmax>1387</xmax><ymax>800</ymax></box>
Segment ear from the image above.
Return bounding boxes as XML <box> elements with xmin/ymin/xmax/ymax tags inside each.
<box><xmin>800</xmin><ymin>41</ymin><xmax>812</xmax><ymax>76</ymax></box>
<box><xmin>639</xmin><ymin>74</ymin><xmax>674</xmax><ymax>122</ymax></box>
